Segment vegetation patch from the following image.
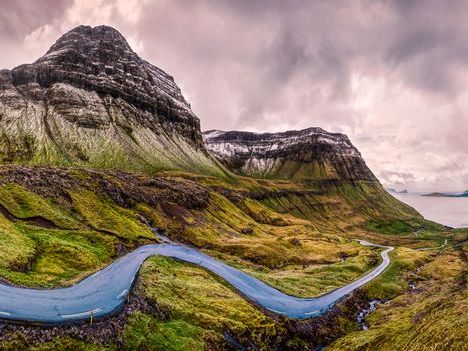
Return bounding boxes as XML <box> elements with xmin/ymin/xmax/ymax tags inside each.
<box><xmin>0</xmin><ymin>213</ymin><xmax>36</xmax><ymax>271</ymax></box>
<box><xmin>70</xmin><ymin>190</ymin><xmax>154</xmax><ymax>241</ymax></box>
<box><xmin>0</xmin><ymin>224</ymin><xmax>116</xmax><ymax>287</ymax></box>
<box><xmin>363</xmin><ymin>247</ymin><xmax>429</xmax><ymax>300</ymax></box>
<box><xmin>0</xmin><ymin>166</ymin><xmax>458</xmax><ymax>350</ymax></box>
<box><xmin>365</xmin><ymin>219</ymin><xmax>413</xmax><ymax>235</ymax></box>
<box><xmin>328</xmin><ymin>248</ymin><xmax>467</xmax><ymax>351</ymax></box>
<box><xmin>124</xmin><ymin>313</ymin><xmax>206</xmax><ymax>351</ymax></box>
<box><xmin>136</xmin><ymin>256</ymin><xmax>285</xmax><ymax>349</ymax></box>
<box><xmin>0</xmin><ymin>183</ymin><xmax>78</xmax><ymax>229</ymax></box>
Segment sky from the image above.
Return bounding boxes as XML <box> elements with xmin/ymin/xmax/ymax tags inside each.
<box><xmin>1</xmin><ymin>0</ymin><xmax>467</xmax><ymax>192</ymax></box>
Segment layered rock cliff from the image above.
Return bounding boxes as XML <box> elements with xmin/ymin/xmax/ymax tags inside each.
<box><xmin>203</xmin><ymin>128</ymin><xmax>377</xmax><ymax>182</ymax></box>
<box><xmin>0</xmin><ymin>25</ymin><xmax>222</xmax><ymax>174</ymax></box>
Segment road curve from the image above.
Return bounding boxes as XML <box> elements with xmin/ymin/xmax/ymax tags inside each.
<box><xmin>0</xmin><ymin>240</ymin><xmax>393</xmax><ymax>324</ymax></box>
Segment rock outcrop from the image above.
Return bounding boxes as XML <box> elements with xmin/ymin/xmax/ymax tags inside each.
<box><xmin>0</xmin><ymin>25</ymin><xmax>221</xmax><ymax>174</ymax></box>
<box><xmin>203</xmin><ymin>128</ymin><xmax>378</xmax><ymax>182</ymax></box>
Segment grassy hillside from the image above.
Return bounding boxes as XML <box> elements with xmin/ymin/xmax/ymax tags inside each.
<box><xmin>0</xmin><ymin>165</ymin><xmax>427</xmax><ymax>287</ymax></box>
<box><xmin>0</xmin><ymin>165</ymin><xmax>460</xmax><ymax>350</ymax></box>
<box><xmin>329</xmin><ymin>244</ymin><xmax>468</xmax><ymax>351</ymax></box>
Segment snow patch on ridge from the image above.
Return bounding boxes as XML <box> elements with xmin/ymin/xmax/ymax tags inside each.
<box><xmin>203</xmin><ymin>128</ymin><xmax>361</xmax><ymax>158</ymax></box>
<box><xmin>201</xmin><ymin>127</ymin><xmax>374</xmax><ymax>181</ymax></box>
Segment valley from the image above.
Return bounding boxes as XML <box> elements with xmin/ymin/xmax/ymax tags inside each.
<box><xmin>0</xmin><ymin>237</ymin><xmax>392</xmax><ymax>323</ymax></box>
<box><xmin>0</xmin><ymin>165</ymin><xmax>461</xmax><ymax>350</ymax></box>
<box><xmin>0</xmin><ymin>25</ymin><xmax>465</xmax><ymax>351</ymax></box>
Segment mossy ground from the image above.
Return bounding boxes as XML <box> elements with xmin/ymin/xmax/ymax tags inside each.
<box><xmin>0</xmin><ymin>166</ymin><xmax>462</xmax><ymax>350</ymax></box>
<box><xmin>0</xmin><ymin>183</ymin><xmax>79</xmax><ymax>229</ymax></box>
<box><xmin>0</xmin><ymin>181</ymin><xmax>153</xmax><ymax>287</ymax></box>
<box><xmin>0</xmin><ymin>336</ymin><xmax>108</xmax><ymax>351</ymax></box>
<box><xmin>70</xmin><ymin>190</ymin><xmax>154</xmax><ymax>240</ymax></box>
<box><xmin>328</xmin><ymin>246</ymin><xmax>468</xmax><ymax>351</ymax></box>
<box><xmin>0</xmin><ymin>224</ymin><xmax>116</xmax><ymax>286</ymax></box>
<box><xmin>125</xmin><ymin>256</ymin><xmax>284</xmax><ymax>350</ymax></box>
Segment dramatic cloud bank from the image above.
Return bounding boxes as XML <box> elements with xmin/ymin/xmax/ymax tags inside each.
<box><xmin>1</xmin><ymin>0</ymin><xmax>467</xmax><ymax>191</ymax></box>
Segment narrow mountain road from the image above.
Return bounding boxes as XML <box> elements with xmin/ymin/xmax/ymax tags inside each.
<box><xmin>417</xmin><ymin>238</ymin><xmax>448</xmax><ymax>251</ymax></box>
<box><xmin>0</xmin><ymin>241</ymin><xmax>393</xmax><ymax>324</ymax></box>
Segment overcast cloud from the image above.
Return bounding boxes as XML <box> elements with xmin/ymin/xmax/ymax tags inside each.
<box><xmin>1</xmin><ymin>0</ymin><xmax>467</xmax><ymax>191</ymax></box>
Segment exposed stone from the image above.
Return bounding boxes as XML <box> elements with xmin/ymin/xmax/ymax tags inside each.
<box><xmin>203</xmin><ymin>128</ymin><xmax>378</xmax><ymax>182</ymax></box>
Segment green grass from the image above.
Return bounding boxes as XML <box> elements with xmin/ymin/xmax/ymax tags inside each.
<box><xmin>143</xmin><ymin>183</ymin><xmax>438</xmax><ymax>299</ymax></box>
<box><xmin>0</xmin><ymin>171</ymin><xmax>443</xmax><ymax>296</ymax></box>
<box><xmin>134</xmin><ymin>256</ymin><xmax>283</xmax><ymax>349</ymax></box>
<box><xmin>0</xmin><ymin>213</ymin><xmax>36</xmax><ymax>270</ymax></box>
<box><xmin>124</xmin><ymin>313</ymin><xmax>206</xmax><ymax>351</ymax></box>
<box><xmin>0</xmin><ymin>166</ymin><xmax>458</xmax><ymax>350</ymax></box>
<box><xmin>362</xmin><ymin>247</ymin><xmax>429</xmax><ymax>299</ymax></box>
<box><xmin>0</xmin><ymin>224</ymin><xmax>116</xmax><ymax>287</ymax></box>
<box><xmin>365</xmin><ymin>219</ymin><xmax>413</xmax><ymax>235</ymax></box>
<box><xmin>0</xmin><ymin>182</ymin><xmax>162</xmax><ymax>287</ymax></box>
<box><xmin>205</xmin><ymin>241</ymin><xmax>379</xmax><ymax>297</ymax></box>
<box><xmin>0</xmin><ymin>183</ymin><xmax>79</xmax><ymax>229</ymax></box>
<box><xmin>328</xmin><ymin>248</ymin><xmax>468</xmax><ymax>351</ymax></box>
<box><xmin>70</xmin><ymin>190</ymin><xmax>154</xmax><ymax>241</ymax></box>
<box><xmin>245</xmin><ymin>250</ymin><xmax>378</xmax><ymax>297</ymax></box>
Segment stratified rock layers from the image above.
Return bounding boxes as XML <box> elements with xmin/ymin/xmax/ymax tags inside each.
<box><xmin>203</xmin><ymin>128</ymin><xmax>377</xmax><ymax>182</ymax></box>
<box><xmin>0</xmin><ymin>25</ymin><xmax>221</xmax><ymax>174</ymax></box>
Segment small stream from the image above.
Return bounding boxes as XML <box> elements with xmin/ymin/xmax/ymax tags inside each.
<box><xmin>139</xmin><ymin>215</ymin><xmax>174</xmax><ymax>244</ymax></box>
<box><xmin>356</xmin><ymin>300</ymin><xmax>380</xmax><ymax>330</ymax></box>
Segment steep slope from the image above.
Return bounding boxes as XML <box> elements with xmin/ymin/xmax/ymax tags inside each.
<box><xmin>201</xmin><ymin>128</ymin><xmax>421</xmax><ymax>227</ymax></box>
<box><xmin>0</xmin><ymin>165</ymin><xmax>448</xmax><ymax>350</ymax></box>
<box><xmin>203</xmin><ymin>128</ymin><xmax>376</xmax><ymax>182</ymax></box>
<box><xmin>329</xmin><ymin>246</ymin><xmax>467</xmax><ymax>351</ymax></box>
<box><xmin>0</xmin><ymin>25</ymin><xmax>223</xmax><ymax>174</ymax></box>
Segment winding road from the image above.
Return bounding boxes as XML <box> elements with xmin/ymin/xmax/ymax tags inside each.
<box><xmin>0</xmin><ymin>240</ymin><xmax>393</xmax><ymax>324</ymax></box>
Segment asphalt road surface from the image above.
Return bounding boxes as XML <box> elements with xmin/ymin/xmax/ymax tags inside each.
<box><xmin>0</xmin><ymin>240</ymin><xmax>393</xmax><ymax>324</ymax></box>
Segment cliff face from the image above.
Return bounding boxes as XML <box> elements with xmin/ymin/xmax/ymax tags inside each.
<box><xmin>203</xmin><ymin>128</ymin><xmax>378</xmax><ymax>182</ymax></box>
<box><xmin>0</xmin><ymin>25</ymin><xmax>221</xmax><ymax>174</ymax></box>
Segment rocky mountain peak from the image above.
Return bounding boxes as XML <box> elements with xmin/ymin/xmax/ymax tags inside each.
<box><xmin>203</xmin><ymin>128</ymin><xmax>377</xmax><ymax>182</ymax></box>
<box><xmin>11</xmin><ymin>25</ymin><xmax>190</xmax><ymax>112</ymax></box>
<box><xmin>41</xmin><ymin>25</ymin><xmax>133</xmax><ymax>61</ymax></box>
<box><xmin>0</xmin><ymin>26</ymin><xmax>222</xmax><ymax>174</ymax></box>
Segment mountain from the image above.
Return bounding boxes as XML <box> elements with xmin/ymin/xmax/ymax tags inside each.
<box><xmin>203</xmin><ymin>128</ymin><xmax>377</xmax><ymax>182</ymax></box>
<box><xmin>0</xmin><ymin>25</ymin><xmax>222</xmax><ymax>174</ymax></box>
<box><xmin>0</xmin><ymin>24</ymin><xmax>451</xmax><ymax>351</ymax></box>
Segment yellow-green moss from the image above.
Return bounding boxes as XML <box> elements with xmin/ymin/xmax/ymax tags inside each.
<box><xmin>329</xmin><ymin>249</ymin><xmax>467</xmax><ymax>351</ymax></box>
<box><xmin>0</xmin><ymin>183</ymin><xmax>79</xmax><ymax>229</ymax></box>
<box><xmin>0</xmin><ymin>213</ymin><xmax>36</xmax><ymax>269</ymax></box>
<box><xmin>136</xmin><ymin>256</ymin><xmax>283</xmax><ymax>349</ymax></box>
<box><xmin>124</xmin><ymin>313</ymin><xmax>205</xmax><ymax>351</ymax></box>
<box><xmin>70</xmin><ymin>190</ymin><xmax>154</xmax><ymax>241</ymax></box>
<box><xmin>0</xmin><ymin>225</ymin><xmax>116</xmax><ymax>287</ymax></box>
<box><xmin>363</xmin><ymin>247</ymin><xmax>429</xmax><ymax>300</ymax></box>
<box><xmin>0</xmin><ymin>335</ymin><xmax>110</xmax><ymax>351</ymax></box>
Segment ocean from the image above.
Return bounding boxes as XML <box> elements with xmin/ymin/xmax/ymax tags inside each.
<box><xmin>392</xmin><ymin>192</ymin><xmax>468</xmax><ymax>228</ymax></box>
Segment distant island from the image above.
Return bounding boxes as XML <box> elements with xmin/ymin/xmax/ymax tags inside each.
<box><xmin>423</xmin><ymin>190</ymin><xmax>468</xmax><ymax>197</ymax></box>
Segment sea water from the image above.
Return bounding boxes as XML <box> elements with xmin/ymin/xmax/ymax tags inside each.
<box><xmin>392</xmin><ymin>192</ymin><xmax>468</xmax><ymax>228</ymax></box>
